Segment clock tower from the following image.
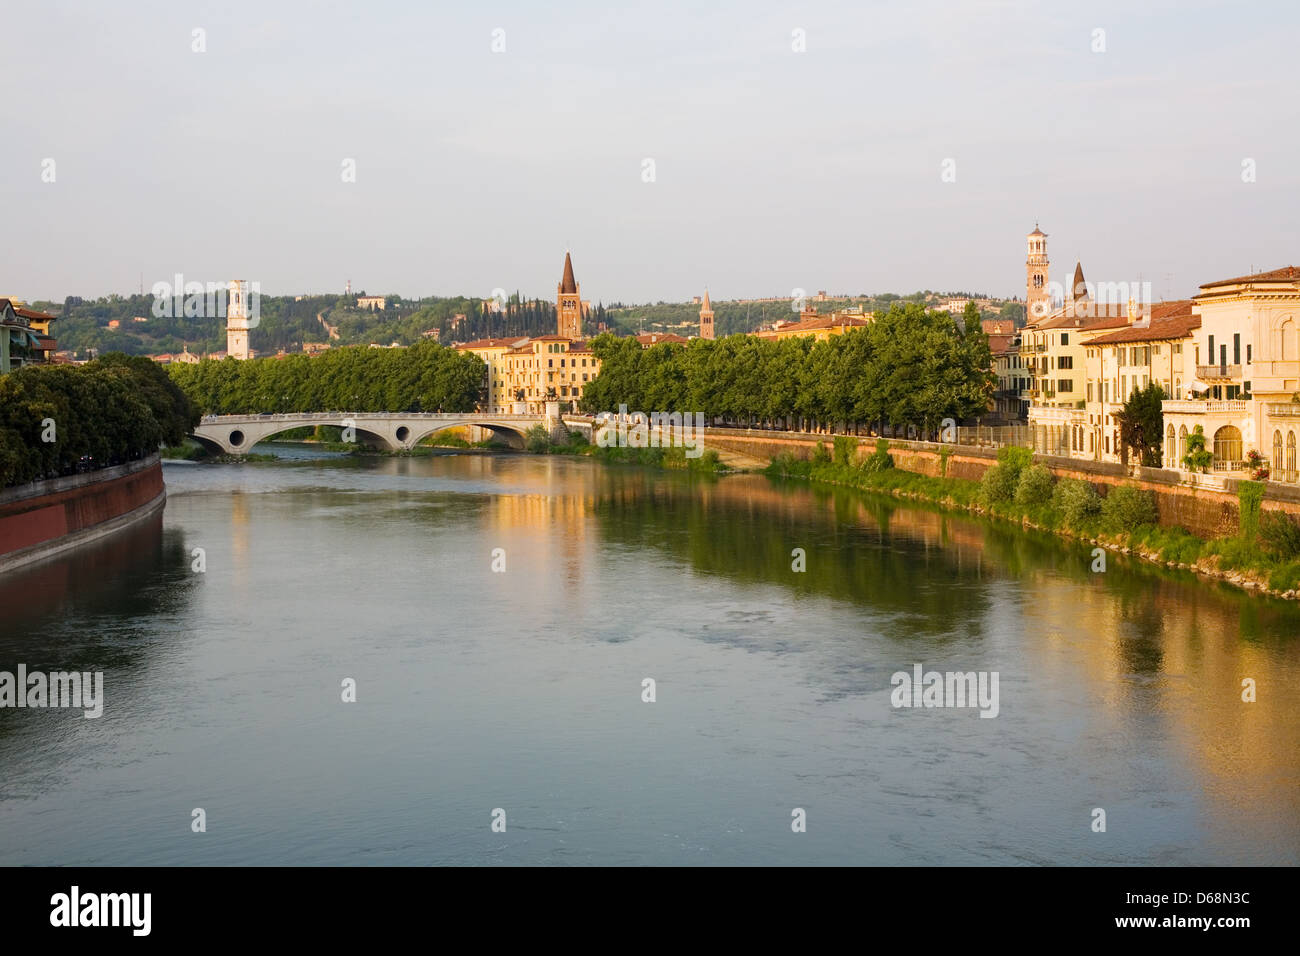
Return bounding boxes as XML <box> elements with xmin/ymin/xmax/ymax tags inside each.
<box><xmin>1026</xmin><ymin>225</ymin><xmax>1050</xmax><ymax>321</ymax></box>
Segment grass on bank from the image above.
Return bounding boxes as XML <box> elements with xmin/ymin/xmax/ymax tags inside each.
<box><xmin>765</xmin><ymin>438</ymin><xmax>1300</xmax><ymax>593</ymax></box>
<box><xmin>523</xmin><ymin>424</ymin><xmax>727</xmax><ymax>474</ymax></box>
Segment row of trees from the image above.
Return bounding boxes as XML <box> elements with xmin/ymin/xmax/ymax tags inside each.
<box><xmin>580</xmin><ymin>302</ymin><xmax>994</xmax><ymax>434</ymax></box>
<box><xmin>167</xmin><ymin>341</ymin><xmax>486</xmax><ymax>414</ymax></box>
<box><xmin>0</xmin><ymin>354</ymin><xmax>198</xmax><ymax>488</ymax></box>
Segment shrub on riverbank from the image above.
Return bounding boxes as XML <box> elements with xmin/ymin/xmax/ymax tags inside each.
<box><xmin>765</xmin><ymin>445</ymin><xmax>1300</xmax><ymax>597</ymax></box>
<box><xmin>0</xmin><ymin>354</ymin><xmax>198</xmax><ymax>488</ymax></box>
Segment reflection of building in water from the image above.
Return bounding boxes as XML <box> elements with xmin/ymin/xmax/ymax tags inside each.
<box><xmin>231</xmin><ymin>492</ymin><xmax>251</xmax><ymax>593</ymax></box>
<box><xmin>486</xmin><ymin>486</ymin><xmax>591</xmax><ymax>591</ymax></box>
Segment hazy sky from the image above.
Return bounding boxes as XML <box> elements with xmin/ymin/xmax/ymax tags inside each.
<box><xmin>2</xmin><ymin>0</ymin><xmax>1296</xmax><ymax>305</ymax></box>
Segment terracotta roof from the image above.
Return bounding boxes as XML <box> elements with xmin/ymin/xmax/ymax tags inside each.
<box><xmin>981</xmin><ymin>319</ymin><xmax>1014</xmax><ymax>335</ymax></box>
<box><xmin>1033</xmin><ymin>301</ymin><xmax>1132</xmax><ymax>330</ymax></box>
<box><xmin>1200</xmin><ymin>265</ymin><xmax>1300</xmax><ymax>288</ymax></box>
<box><xmin>1087</xmin><ymin>312</ymin><xmax>1201</xmax><ymax>345</ymax></box>
<box><xmin>457</xmin><ymin>337</ymin><xmax>528</xmax><ymax>350</ymax></box>
<box><xmin>755</xmin><ymin>315</ymin><xmax>870</xmax><ymax>336</ymax></box>
<box><xmin>987</xmin><ymin>334</ymin><xmax>1016</xmax><ymax>355</ymax></box>
<box><xmin>701</xmin><ymin>289</ymin><xmax>712</xmax><ymax>310</ymax></box>
<box><xmin>14</xmin><ymin>306</ymin><xmax>56</xmax><ymax>321</ymax></box>
<box><xmin>1028</xmin><ymin>223</ymin><xmax>1046</xmax><ymax>237</ymax></box>
<box><xmin>559</xmin><ymin>252</ymin><xmax>578</xmax><ymax>294</ymax></box>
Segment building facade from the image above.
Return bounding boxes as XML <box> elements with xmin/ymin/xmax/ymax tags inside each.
<box><xmin>1162</xmin><ymin>267</ymin><xmax>1300</xmax><ymax>480</ymax></box>
<box><xmin>557</xmin><ymin>252</ymin><xmax>582</xmax><ymax>339</ymax></box>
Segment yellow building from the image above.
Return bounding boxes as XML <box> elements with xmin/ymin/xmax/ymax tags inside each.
<box><xmin>1079</xmin><ymin>302</ymin><xmax>1199</xmax><ymax>463</ymax></box>
<box><xmin>753</xmin><ymin>308</ymin><xmax>871</xmax><ymax>342</ymax></box>
<box><xmin>1161</xmin><ymin>266</ymin><xmax>1300</xmax><ymax>480</ymax></box>
<box><xmin>1024</xmin><ymin>262</ymin><xmax>1132</xmax><ymax>455</ymax></box>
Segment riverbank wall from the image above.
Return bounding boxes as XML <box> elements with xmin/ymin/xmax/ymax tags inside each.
<box><xmin>0</xmin><ymin>455</ymin><xmax>165</xmax><ymax>573</ymax></box>
<box><xmin>701</xmin><ymin>427</ymin><xmax>1300</xmax><ymax>539</ymax></box>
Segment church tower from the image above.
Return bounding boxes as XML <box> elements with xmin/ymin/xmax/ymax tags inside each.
<box><xmin>227</xmin><ymin>279</ymin><xmax>251</xmax><ymax>359</ymax></box>
<box><xmin>1026</xmin><ymin>225</ymin><xmax>1050</xmax><ymax>321</ymax></box>
<box><xmin>557</xmin><ymin>252</ymin><xmax>582</xmax><ymax>339</ymax></box>
<box><xmin>699</xmin><ymin>289</ymin><xmax>715</xmax><ymax>339</ymax></box>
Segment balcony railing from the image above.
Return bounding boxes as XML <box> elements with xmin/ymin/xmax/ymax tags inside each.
<box><xmin>1196</xmin><ymin>364</ymin><xmax>1242</xmax><ymax>380</ymax></box>
<box><xmin>1212</xmin><ymin>459</ymin><xmax>1246</xmax><ymax>473</ymax></box>
<box><xmin>1266</xmin><ymin>403</ymin><xmax>1300</xmax><ymax>418</ymax></box>
<box><xmin>1161</xmin><ymin>400</ymin><xmax>1250</xmax><ymax>415</ymax></box>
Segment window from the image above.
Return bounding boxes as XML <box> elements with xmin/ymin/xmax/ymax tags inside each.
<box><xmin>1247</xmin><ymin>344</ymin><xmax>1252</xmax><ymax>364</ymax></box>
<box><xmin>1154</xmin><ymin>345</ymin><xmax>1161</xmax><ymax>355</ymax></box>
<box><xmin>1173</xmin><ymin>343</ymin><xmax>1182</xmax><ymax>354</ymax></box>
<box><xmin>1061</xmin><ymin>333</ymin><xmax>1069</xmax><ymax>345</ymax></box>
<box><xmin>1233</xmin><ymin>333</ymin><xmax>1241</xmax><ymax>365</ymax></box>
<box><xmin>1208</xmin><ymin>334</ymin><xmax>1215</xmax><ymax>360</ymax></box>
<box><xmin>1087</xmin><ymin>383</ymin><xmax>1093</xmax><ymax>402</ymax></box>
<box><xmin>1289</xmin><ymin>432</ymin><xmax>1297</xmax><ymax>482</ymax></box>
<box><xmin>1058</xmin><ymin>379</ymin><xmax>1073</xmax><ymax>393</ymax></box>
<box><xmin>1274</xmin><ymin>431</ymin><xmax>1284</xmax><ymax>475</ymax></box>
<box><xmin>1059</xmin><ymin>356</ymin><xmax>1073</xmax><ymax>369</ymax></box>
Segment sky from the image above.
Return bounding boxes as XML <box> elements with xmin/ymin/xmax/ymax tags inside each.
<box><xmin>2</xmin><ymin>0</ymin><xmax>1297</xmax><ymax>305</ymax></box>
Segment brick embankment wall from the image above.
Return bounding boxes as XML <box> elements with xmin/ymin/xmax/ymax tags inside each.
<box><xmin>702</xmin><ymin>427</ymin><xmax>1300</xmax><ymax>539</ymax></box>
<box><xmin>0</xmin><ymin>456</ymin><xmax>165</xmax><ymax>570</ymax></box>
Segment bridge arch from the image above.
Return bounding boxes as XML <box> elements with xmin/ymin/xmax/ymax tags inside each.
<box><xmin>190</xmin><ymin>412</ymin><xmax>547</xmax><ymax>455</ymax></box>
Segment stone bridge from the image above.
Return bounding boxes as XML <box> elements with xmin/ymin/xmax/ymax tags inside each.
<box><xmin>191</xmin><ymin>411</ymin><xmax>564</xmax><ymax>455</ymax></box>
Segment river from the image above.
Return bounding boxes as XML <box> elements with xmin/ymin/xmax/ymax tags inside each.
<box><xmin>1</xmin><ymin>444</ymin><xmax>1297</xmax><ymax>865</ymax></box>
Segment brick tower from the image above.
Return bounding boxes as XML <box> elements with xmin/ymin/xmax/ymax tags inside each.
<box><xmin>699</xmin><ymin>289</ymin><xmax>715</xmax><ymax>339</ymax></box>
<box><xmin>557</xmin><ymin>252</ymin><xmax>582</xmax><ymax>339</ymax></box>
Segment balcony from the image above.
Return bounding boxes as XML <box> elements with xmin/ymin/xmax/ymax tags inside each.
<box><xmin>1266</xmin><ymin>403</ymin><xmax>1300</xmax><ymax>418</ymax></box>
<box><xmin>1196</xmin><ymin>364</ymin><xmax>1242</xmax><ymax>381</ymax></box>
<box><xmin>1161</xmin><ymin>400</ymin><xmax>1250</xmax><ymax>415</ymax></box>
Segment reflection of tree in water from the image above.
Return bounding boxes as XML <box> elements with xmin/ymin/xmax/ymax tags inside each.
<box><xmin>0</xmin><ymin>515</ymin><xmax>196</xmax><ymax>744</ymax></box>
<box><xmin>589</xmin><ymin>476</ymin><xmax>996</xmax><ymax>643</ymax></box>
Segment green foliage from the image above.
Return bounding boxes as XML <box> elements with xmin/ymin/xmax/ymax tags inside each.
<box><xmin>1182</xmin><ymin>425</ymin><xmax>1213</xmax><ymax>473</ymax></box>
<box><xmin>0</xmin><ymin>354</ymin><xmax>198</xmax><ymax>488</ymax></box>
<box><xmin>812</xmin><ymin>441</ymin><xmax>830</xmax><ymax>465</ymax></box>
<box><xmin>938</xmin><ymin>445</ymin><xmax>952</xmax><ymax>477</ymax></box>
<box><xmin>1052</xmin><ymin>478</ymin><xmax>1102</xmax><ymax>526</ymax></box>
<box><xmin>1014</xmin><ymin>464</ymin><xmax>1054</xmax><ymax>507</ymax></box>
<box><xmin>167</xmin><ymin>340</ymin><xmax>485</xmax><ymax>414</ymax></box>
<box><xmin>1116</xmin><ymin>382</ymin><xmax>1167</xmax><ymax>466</ymax></box>
<box><xmin>1102</xmin><ymin>484</ymin><xmax>1159</xmax><ymax>531</ymax></box>
<box><xmin>833</xmin><ymin>436</ymin><xmax>858</xmax><ymax>467</ymax></box>
<box><xmin>979</xmin><ymin>463</ymin><xmax>1018</xmax><ymax>505</ymax></box>
<box><xmin>997</xmin><ymin>445</ymin><xmax>1033</xmax><ymax>475</ymax></box>
<box><xmin>1237</xmin><ymin>480</ymin><xmax>1265</xmax><ymax>542</ymax></box>
<box><xmin>862</xmin><ymin>438</ymin><xmax>894</xmax><ymax>474</ymax></box>
<box><xmin>524</xmin><ymin>425</ymin><xmax>553</xmax><ymax>454</ymax></box>
<box><xmin>1259</xmin><ymin>510</ymin><xmax>1300</xmax><ymax>559</ymax></box>
<box><xmin>580</xmin><ymin>301</ymin><xmax>995</xmax><ymax>432</ymax></box>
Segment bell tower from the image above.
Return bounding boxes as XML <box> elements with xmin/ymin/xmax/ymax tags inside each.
<box><xmin>557</xmin><ymin>252</ymin><xmax>582</xmax><ymax>339</ymax></box>
<box><xmin>1026</xmin><ymin>224</ymin><xmax>1050</xmax><ymax>321</ymax></box>
<box><xmin>699</xmin><ymin>289</ymin><xmax>715</xmax><ymax>339</ymax></box>
<box><xmin>227</xmin><ymin>279</ymin><xmax>251</xmax><ymax>359</ymax></box>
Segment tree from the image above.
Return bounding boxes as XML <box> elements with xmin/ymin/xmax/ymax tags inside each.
<box><xmin>1182</xmin><ymin>424</ymin><xmax>1213</xmax><ymax>473</ymax></box>
<box><xmin>1116</xmin><ymin>382</ymin><xmax>1166</xmax><ymax>466</ymax></box>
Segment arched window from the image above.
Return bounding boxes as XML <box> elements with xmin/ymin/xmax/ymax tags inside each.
<box><xmin>1167</xmin><ymin>424</ymin><xmax>1177</xmax><ymax>468</ymax></box>
<box><xmin>1212</xmin><ymin>425</ymin><xmax>1243</xmax><ymax>471</ymax></box>
<box><xmin>1289</xmin><ymin>431</ymin><xmax>1297</xmax><ymax>483</ymax></box>
<box><xmin>1274</xmin><ymin>430</ymin><xmax>1284</xmax><ymax>478</ymax></box>
<box><xmin>1178</xmin><ymin>425</ymin><xmax>1188</xmax><ymax>468</ymax></box>
<box><xmin>1282</xmin><ymin>319</ymin><xmax>1297</xmax><ymax>362</ymax></box>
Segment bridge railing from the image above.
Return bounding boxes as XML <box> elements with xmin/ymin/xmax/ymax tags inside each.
<box><xmin>198</xmin><ymin>411</ymin><xmax>541</xmax><ymax>424</ymax></box>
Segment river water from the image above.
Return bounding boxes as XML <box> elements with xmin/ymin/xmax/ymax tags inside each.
<box><xmin>1</xmin><ymin>445</ymin><xmax>1297</xmax><ymax>865</ymax></box>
